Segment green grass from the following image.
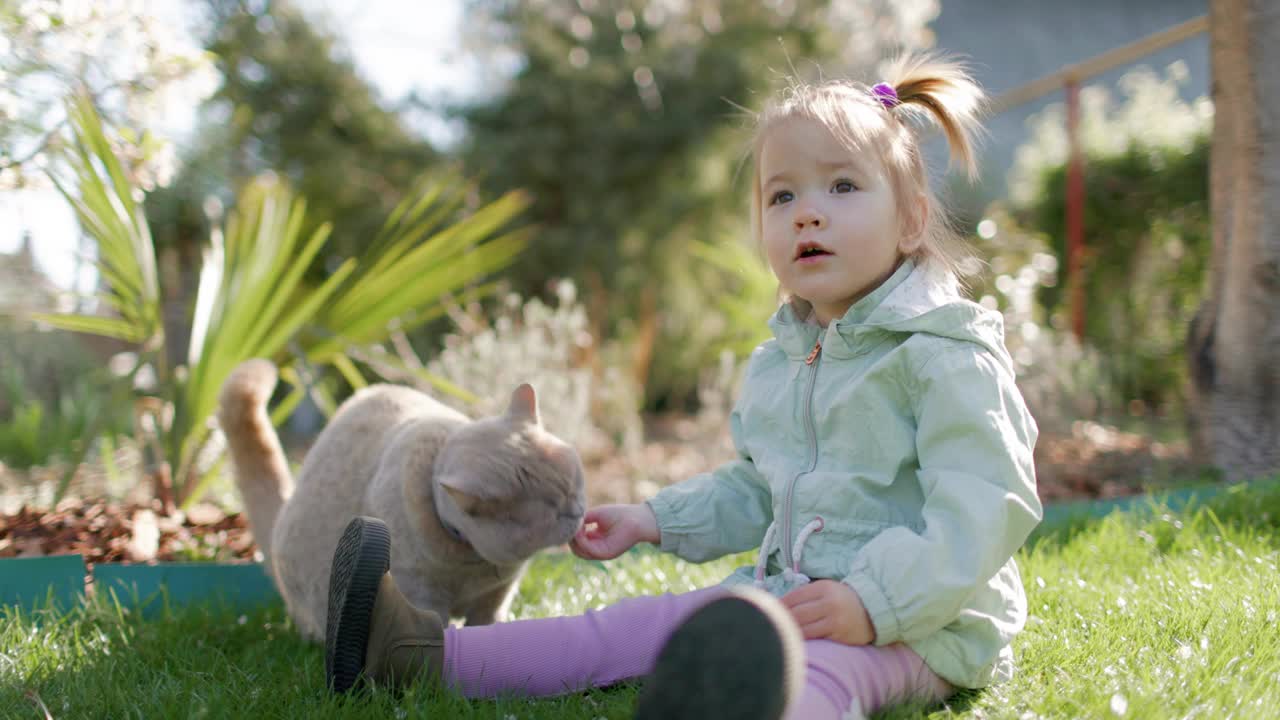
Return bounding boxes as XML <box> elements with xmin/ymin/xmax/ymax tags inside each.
<box><xmin>3</xmin><ymin>482</ymin><xmax>1278</xmax><ymax>719</ymax></box>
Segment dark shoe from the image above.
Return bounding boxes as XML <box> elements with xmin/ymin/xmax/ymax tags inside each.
<box><xmin>325</xmin><ymin>516</ymin><xmax>445</xmax><ymax>693</ymax></box>
<box><xmin>635</xmin><ymin>587</ymin><xmax>806</xmax><ymax>720</ymax></box>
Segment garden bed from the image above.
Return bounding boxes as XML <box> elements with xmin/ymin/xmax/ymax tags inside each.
<box><xmin>0</xmin><ymin>416</ymin><xmax>1200</xmax><ymax>567</ymax></box>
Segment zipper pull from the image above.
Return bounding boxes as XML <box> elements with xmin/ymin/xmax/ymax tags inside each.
<box><xmin>805</xmin><ymin>339</ymin><xmax>822</xmax><ymax>365</ymax></box>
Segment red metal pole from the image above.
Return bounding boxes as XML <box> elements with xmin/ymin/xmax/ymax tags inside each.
<box><xmin>1065</xmin><ymin>78</ymin><xmax>1086</xmax><ymax>341</ymax></box>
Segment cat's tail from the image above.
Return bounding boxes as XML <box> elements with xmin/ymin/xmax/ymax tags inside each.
<box><xmin>217</xmin><ymin>359</ymin><xmax>294</xmax><ymax>563</ymax></box>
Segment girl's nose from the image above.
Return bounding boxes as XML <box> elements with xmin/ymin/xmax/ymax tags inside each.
<box><xmin>794</xmin><ymin>206</ymin><xmax>826</xmax><ymax>231</ymax></box>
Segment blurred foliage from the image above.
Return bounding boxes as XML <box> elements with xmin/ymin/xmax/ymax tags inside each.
<box><xmin>420</xmin><ymin>281</ymin><xmax>645</xmax><ymax>459</ymax></box>
<box><xmin>968</xmin><ymin>209</ymin><xmax>1124</xmax><ymax>433</ymax></box>
<box><xmin>0</xmin><ymin>326</ymin><xmax>133</xmax><ymax>470</ymax></box>
<box><xmin>689</xmin><ymin>238</ymin><xmax>777</xmax><ymax>359</ymax></box>
<box><xmin>1027</xmin><ymin>137</ymin><xmax>1209</xmax><ymax>412</ymax></box>
<box><xmin>997</xmin><ymin>63</ymin><xmax>1211</xmax><ymax>415</ymax></box>
<box><xmin>145</xmin><ymin>0</ymin><xmax>439</xmax><ymax>263</ymax></box>
<box><xmin>36</xmin><ymin>94</ymin><xmax>529</xmax><ymax>508</ymax></box>
<box><xmin>0</xmin><ymin>0</ymin><xmax>215</xmax><ymax>191</ymax></box>
<box><xmin>456</xmin><ymin>0</ymin><xmax>935</xmax><ymax>408</ymax></box>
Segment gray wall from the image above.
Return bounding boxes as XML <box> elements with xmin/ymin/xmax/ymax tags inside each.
<box><xmin>927</xmin><ymin>0</ymin><xmax>1209</xmax><ymax>212</ymax></box>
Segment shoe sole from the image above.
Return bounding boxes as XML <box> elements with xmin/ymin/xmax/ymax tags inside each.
<box><xmin>325</xmin><ymin>516</ymin><xmax>392</xmax><ymax>693</ymax></box>
<box><xmin>634</xmin><ymin>591</ymin><xmax>800</xmax><ymax>720</ymax></box>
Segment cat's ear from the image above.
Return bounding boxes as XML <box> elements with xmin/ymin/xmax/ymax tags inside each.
<box><xmin>541</xmin><ymin>441</ymin><xmax>579</xmax><ymax>468</ymax></box>
<box><xmin>440</xmin><ymin>478</ymin><xmax>482</xmax><ymax>515</ymax></box>
<box><xmin>506</xmin><ymin>383</ymin><xmax>540</xmax><ymax>425</ymax></box>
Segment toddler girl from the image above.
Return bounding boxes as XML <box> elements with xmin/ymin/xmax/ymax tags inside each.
<box><xmin>324</xmin><ymin>52</ymin><xmax>1041</xmax><ymax>720</ymax></box>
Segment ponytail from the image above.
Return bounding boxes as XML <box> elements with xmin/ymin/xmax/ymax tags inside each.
<box><xmin>882</xmin><ymin>53</ymin><xmax>986</xmax><ymax>180</ymax></box>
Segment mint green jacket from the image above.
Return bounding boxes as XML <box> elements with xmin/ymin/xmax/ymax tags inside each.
<box><xmin>646</xmin><ymin>260</ymin><xmax>1041</xmax><ymax>688</ymax></box>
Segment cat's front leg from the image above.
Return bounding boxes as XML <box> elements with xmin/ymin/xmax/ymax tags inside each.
<box><xmin>460</xmin><ymin>580</ymin><xmax>520</xmax><ymax>625</ymax></box>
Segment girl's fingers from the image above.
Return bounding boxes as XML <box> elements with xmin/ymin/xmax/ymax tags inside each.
<box><xmin>570</xmin><ymin>533</ymin><xmax>607</xmax><ymax>558</ymax></box>
<box><xmin>575</xmin><ymin>535</ymin><xmax>621</xmax><ymax>560</ymax></box>
<box><xmin>781</xmin><ymin>583</ymin><xmax>820</xmax><ymax>608</ymax></box>
<box><xmin>785</xmin><ymin>597</ymin><xmax>826</xmax><ymax>626</ymax></box>
<box><xmin>795</xmin><ymin>616</ymin><xmax>830</xmax><ymax>640</ymax></box>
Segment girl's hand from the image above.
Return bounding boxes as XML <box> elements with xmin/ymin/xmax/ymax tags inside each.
<box><xmin>570</xmin><ymin>503</ymin><xmax>660</xmax><ymax>560</ymax></box>
<box><xmin>781</xmin><ymin>580</ymin><xmax>876</xmax><ymax>646</ymax></box>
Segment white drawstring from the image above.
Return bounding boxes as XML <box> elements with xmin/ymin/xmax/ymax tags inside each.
<box><xmin>783</xmin><ymin>516</ymin><xmax>824</xmax><ymax>585</ymax></box>
<box><xmin>753</xmin><ymin>521</ymin><xmax>778</xmax><ymax>587</ymax></box>
<box><xmin>757</xmin><ymin>517</ymin><xmax>824</xmax><ymax>588</ymax></box>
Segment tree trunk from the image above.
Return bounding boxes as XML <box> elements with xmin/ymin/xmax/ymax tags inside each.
<box><xmin>1187</xmin><ymin>0</ymin><xmax>1280</xmax><ymax>480</ymax></box>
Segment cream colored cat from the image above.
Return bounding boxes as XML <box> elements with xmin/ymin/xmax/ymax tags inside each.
<box><xmin>217</xmin><ymin>359</ymin><xmax>587</xmax><ymax>640</ymax></box>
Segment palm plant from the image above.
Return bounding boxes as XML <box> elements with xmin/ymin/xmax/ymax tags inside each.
<box><xmin>38</xmin><ymin>94</ymin><xmax>530</xmax><ymax>509</ymax></box>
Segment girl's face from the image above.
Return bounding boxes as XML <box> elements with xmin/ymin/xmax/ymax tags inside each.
<box><xmin>759</xmin><ymin>117</ymin><xmax>916</xmax><ymax>326</ymax></box>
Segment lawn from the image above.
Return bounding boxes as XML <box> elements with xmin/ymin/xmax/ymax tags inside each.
<box><xmin>2</xmin><ymin>481</ymin><xmax>1278</xmax><ymax>719</ymax></box>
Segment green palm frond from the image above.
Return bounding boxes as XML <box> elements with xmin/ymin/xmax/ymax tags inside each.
<box><xmin>41</xmin><ymin>93</ymin><xmax>162</xmax><ymax>348</ymax></box>
<box><xmin>45</xmin><ymin>94</ymin><xmax>532</xmax><ymax>508</ymax></box>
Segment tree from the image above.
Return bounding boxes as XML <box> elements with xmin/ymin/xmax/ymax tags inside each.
<box><xmin>1186</xmin><ymin>0</ymin><xmax>1280</xmax><ymax>480</ymax></box>
<box><xmin>458</xmin><ymin>0</ymin><xmax>935</xmax><ymax>406</ymax></box>
<box><xmin>145</xmin><ymin>0</ymin><xmax>443</xmax><ymax>368</ymax></box>
<box><xmin>0</xmin><ymin>0</ymin><xmax>213</xmax><ymax>190</ymax></box>
<box><xmin>185</xmin><ymin>0</ymin><xmax>439</xmax><ymax>258</ymax></box>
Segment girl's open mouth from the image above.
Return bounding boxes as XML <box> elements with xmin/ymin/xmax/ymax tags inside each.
<box><xmin>795</xmin><ymin>244</ymin><xmax>833</xmax><ymax>263</ymax></box>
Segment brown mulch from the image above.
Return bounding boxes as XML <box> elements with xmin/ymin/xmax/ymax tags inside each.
<box><xmin>1032</xmin><ymin>421</ymin><xmax>1196</xmax><ymax>502</ymax></box>
<box><xmin>0</xmin><ymin>499</ymin><xmax>257</xmax><ymax>570</ymax></box>
<box><xmin>0</xmin><ymin>421</ymin><xmax>1197</xmax><ymax>567</ymax></box>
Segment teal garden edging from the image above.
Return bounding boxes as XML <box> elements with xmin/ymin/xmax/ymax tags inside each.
<box><xmin>0</xmin><ymin>557</ymin><xmax>279</xmax><ymax>614</ymax></box>
<box><xmin>94</xmin><ymin>562</ymin><xmax>279</xmax><ymax>616</ymax></box>
<box><xmin>0</xmin><ymin>554</ymin><xmax>87</xmax><ymax>611</ymax></box>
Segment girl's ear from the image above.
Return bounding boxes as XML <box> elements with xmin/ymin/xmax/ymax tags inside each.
<box><xmin>506</xmin><ymin>383</ymin><xmax>540</xmax><ymax>425</ymax></box>
<box><xmin>898</xmin><ymin>192</ymin><xmax>929</xmax><ymax>255</ymax></box>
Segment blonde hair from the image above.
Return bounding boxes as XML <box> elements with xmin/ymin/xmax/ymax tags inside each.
<box><xmin>749</xmin><ymin>53</ymin><xmax>986</xmax><ymax>285</ymax></box>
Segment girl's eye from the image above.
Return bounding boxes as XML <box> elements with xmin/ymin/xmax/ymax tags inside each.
<box><xmin>769</xmin><ymin>190</ymin><xmax>794</xmax><ymax>206</ymax></box>
<box><xmin>832</xmin><ymin>179</ymin><xmax>856</xmax><ymax>194</ymax></box>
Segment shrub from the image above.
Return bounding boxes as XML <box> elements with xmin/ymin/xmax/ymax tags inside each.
<box><xmin>1001</xmin><ymin>62</ymin><xmax>1211</xmax><ymax>415</ymax></box>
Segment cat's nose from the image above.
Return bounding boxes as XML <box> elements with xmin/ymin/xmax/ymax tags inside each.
<box><xmin>560</xmin><ymin>510</ymin><xmax>585</xmax><ymax>535</ymax></box>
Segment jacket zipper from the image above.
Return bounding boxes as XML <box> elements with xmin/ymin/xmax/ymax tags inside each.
<box><xmin>782</xmin><ymin>337</ymin><xmax>822</xmax><ymax>570</ymax></box>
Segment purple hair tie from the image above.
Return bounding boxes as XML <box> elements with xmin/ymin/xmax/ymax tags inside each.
<box><xmin>871</xmin><ymin>82</ymin><xmax>899</xmax><ymax>108</ymax></box>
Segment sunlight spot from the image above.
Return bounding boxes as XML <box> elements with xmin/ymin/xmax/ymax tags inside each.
<box><xmin>1110</xmin><ymin>693</ymin><xmax>1128</xmax><ymax>716</ymax></box>
<box><xmin>570</xmin><ymin>14</ymin><xmax>593</xmax><ymax>40</ymax></box>
<box><xmin>1032</xmin><ymin>252</ymin><xmax>1059</xmax><ymax>274</ymax></box>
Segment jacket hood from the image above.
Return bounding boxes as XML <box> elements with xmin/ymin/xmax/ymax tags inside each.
<box><xmin>768</xmin><ymin>259</ymin><xmax>1013</xmax><ymax>373</ymax></box>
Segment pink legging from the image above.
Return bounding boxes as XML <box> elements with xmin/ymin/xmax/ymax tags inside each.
<box><xmin>443</xmin><ymin>586</ymin><xmax>953</xmax><ymax>718</ymax></box>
